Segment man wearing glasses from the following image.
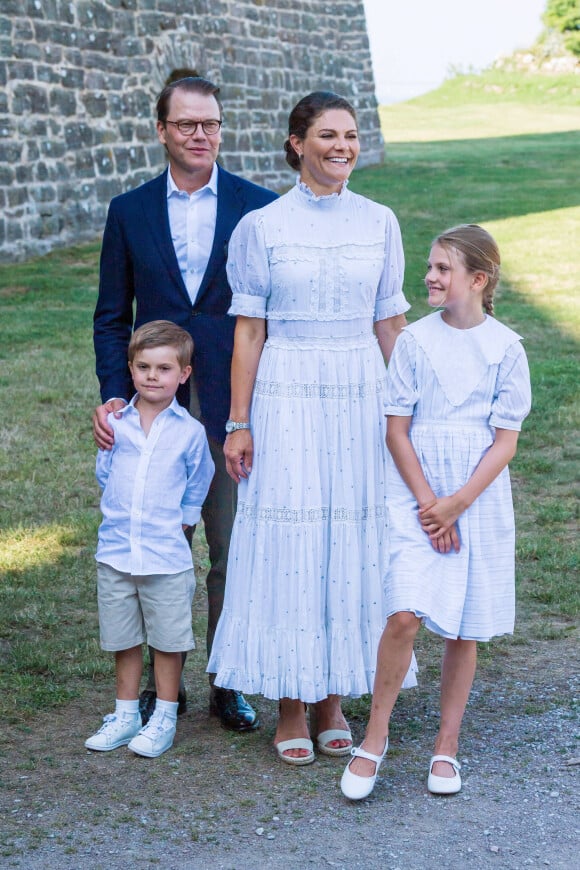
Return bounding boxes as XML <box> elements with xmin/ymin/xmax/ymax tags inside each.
<box><xmin>93</xmin><ymin>76</ymin><xmax>277</xmax><ymax>733</ymax></box>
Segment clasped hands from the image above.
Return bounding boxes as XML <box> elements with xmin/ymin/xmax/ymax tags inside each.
<box><xmin>418</xmin><ymin>495</ymin><xmax>461</xmax><ymax>554</ymax></box>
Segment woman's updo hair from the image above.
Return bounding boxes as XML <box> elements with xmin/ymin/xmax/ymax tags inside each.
<box><xmin>284</xmin><ymin>91</ymin><xmax>358</xmax><ymax>171</ymax></box>
<box><xmin>434</xmin><ymin>224</ymin><xmax>501</xmax><ymax>316</ymax></box>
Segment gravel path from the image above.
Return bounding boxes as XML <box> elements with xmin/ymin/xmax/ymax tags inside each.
<box><xmin>1</xmin><ymin>639</ymin><xmax>578</xmax><ymax>869</ymax></box>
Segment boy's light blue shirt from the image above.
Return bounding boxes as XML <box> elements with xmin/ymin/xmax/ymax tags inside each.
<box><xmin>95</xmin><ymin>395</ymin><xmax>215</xmax><ymax>576</ymax></box>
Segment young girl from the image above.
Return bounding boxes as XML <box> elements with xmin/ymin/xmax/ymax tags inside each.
<box><xmin>341</xmin><ymin>224</ymin><xmax>532</xmax><ymax>799</ymax></box>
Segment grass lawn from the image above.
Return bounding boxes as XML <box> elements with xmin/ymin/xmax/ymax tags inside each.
<box><xmin>0</xmin><ymin>68</ymin><xmax>578</xmax><ymax>723</ymax></box>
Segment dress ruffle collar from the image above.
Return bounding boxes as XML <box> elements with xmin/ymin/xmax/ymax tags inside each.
<box><xmin>295</xmin><ymin>177</ymin><xmax>349</xmax><ymax>203</ymax></box>
<box><xmin>406</xmin><ymin>311</ymin><xmax>523</xmax><ymax>406</ymax></box>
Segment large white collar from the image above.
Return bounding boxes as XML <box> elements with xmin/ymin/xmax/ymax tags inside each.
<box><xmin>405</xmin><ymin>311</ymin><xmax>523</xmax><ymax>406</ymax></box>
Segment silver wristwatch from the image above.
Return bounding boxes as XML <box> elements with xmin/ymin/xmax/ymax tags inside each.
<box><xmin>225</xmin><ymin>420</ymin><xmax>251</xmax><ymax>434</ymax></box>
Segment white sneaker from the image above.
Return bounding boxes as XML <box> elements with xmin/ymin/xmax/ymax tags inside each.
<box><xmin>127</xmin><ymin>711</ymin><xmax>176</xmax><ymax>758</ymax></box>
<box><xmin>85</xmin><ymin>712</ymin><xmax>141</xmax><ymax>751</ymax></box>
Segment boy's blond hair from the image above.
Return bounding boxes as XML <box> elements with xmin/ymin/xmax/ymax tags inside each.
<box><xmin>128</xmin><ymin>320</ymin><xmax>193</xmax><ymax>368</ymax></box>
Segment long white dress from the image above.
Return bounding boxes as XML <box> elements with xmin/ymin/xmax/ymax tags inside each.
<box><xmin>384</xmin><ymin>311</ymin><xmax>532</xmax><ymax>641</ymax></box>
<box><xmin>208</xmin><ymin>180</ymin><xmax>417</xmax><ymax>702</ymax></box>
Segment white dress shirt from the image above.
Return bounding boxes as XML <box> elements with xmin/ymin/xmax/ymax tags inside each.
<box><xmin>95</xmin><ymin>396</ymin><xmax>215</xmax><ymax>575</ymax></box>
<box><xmin>166</xmin><ymin>163</ymin><xmax>218</xmax><ymax>303</ymax></box>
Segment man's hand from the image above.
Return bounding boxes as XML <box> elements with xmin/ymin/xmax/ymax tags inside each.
<box><xmin>224</xmin><ymin>430</ymin><xmax>254</xmax><ymax>483</ymax></box>
<box><xmin>92</xmin><ymin>399</ymin><xmax>127</xmax><ymax>450</ymax></box>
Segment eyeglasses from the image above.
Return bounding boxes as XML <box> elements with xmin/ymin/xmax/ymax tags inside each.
<box><xmin>165</xmin><ymin>119</ymin><xmax>222</xmax><ymax>136</ymax></box>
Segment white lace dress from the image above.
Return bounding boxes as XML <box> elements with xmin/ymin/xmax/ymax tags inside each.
<box><xmin>384</xmin><ymin>312</ymin><xmax>532</xmax><ymax>641</ymax></box>
<box><xmin>208</xmin><ymin>180</ymin><xmax>417</xmax><ymax>702</ymax></box>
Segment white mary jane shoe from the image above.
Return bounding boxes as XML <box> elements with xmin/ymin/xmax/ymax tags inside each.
<box><xmin>427</xmin><ymin>754</ymin><xmax>462</xmax><ymax>794</ymax></box>
<box><xmin>340</xmin><ymin>739</ymin><xmax>388</xmax><ymax>800</ymax></box>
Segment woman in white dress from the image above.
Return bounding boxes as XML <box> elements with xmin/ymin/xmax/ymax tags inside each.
<box><xmin>207</xmin><ymin>92</ymin><xmax>416</xmax><ymax>765</ymax></box>
<box><xmin>341</xmin><ymin>224</ymin><xmax>532</xmax><ymax>799</ymax></box>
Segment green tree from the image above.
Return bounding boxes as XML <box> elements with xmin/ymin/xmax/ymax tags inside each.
<box><xmin>544</xmin><ymin>0</ymin><xmax>580</xmax><ymax>57</ymax></box>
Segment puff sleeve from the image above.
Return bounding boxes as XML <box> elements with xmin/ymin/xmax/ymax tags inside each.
<box><xmin>374</xmin><ymin>207</ymin><xmax>410</xmax><ymax>323</ymax></box>
<box><xmin>384</xmin><ymin>331</ymin><xmax>419</xmax><ymax>416</ymax></box>
<box><xmin>490</xmin><ymin>342</ymin><xmax>532</xmax><ymax>431</ymax></box>
<box><xmin>226</xmin><ymin>211</ymin><xmax>271</xmax><ymax>319</ymax></box>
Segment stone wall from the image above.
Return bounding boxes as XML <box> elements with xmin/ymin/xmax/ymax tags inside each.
<box><xmin>0</xmin><ymin>0</ymin><xmax>383</xmax><ymax>262</ymax></box>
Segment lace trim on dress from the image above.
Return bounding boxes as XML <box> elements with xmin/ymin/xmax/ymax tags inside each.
<box><xmin>264</xmin><ymin>334</ymin><xmax>377</xmax><ymax>349</ymax></box>
<box><xmin>265</xmin><ymin>311</ymin><xmax>376</xmax><ymax>322</ymax></box>
<box><xmin>254</xmin><ymin>377</ymin><xmax>387</xmax><ymax>400</ymax></box>
<box><xmin>296</xmin><ymin>177</ymin><xmax>349</xmax><ymax>201</ymax></box>
<box><xmin>236</xmin><ymin>503</ymin><xmax>386</xmax><ymax>524</ymax></box>
<box><xmin>269</xmin><ymin>239</ymin><xmax>380</xmax><ymax>258</ymax></box>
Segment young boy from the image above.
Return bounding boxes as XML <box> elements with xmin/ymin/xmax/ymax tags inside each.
<box><xmin>85</xmin><ymin>320</ymin><xmax>214</xmax><ymax>758</ymax></box>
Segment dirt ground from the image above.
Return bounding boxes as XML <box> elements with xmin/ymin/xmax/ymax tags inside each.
<box><xmin>1</xmin><ymin>624</ymin><xmax>578</xmax><ymax>870</ymax></box>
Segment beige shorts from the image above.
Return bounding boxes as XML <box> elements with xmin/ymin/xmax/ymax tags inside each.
<box><xmin>96</xmin><ymin>562</ymin><xmax>196</xmax><ymax>653</ymax></box>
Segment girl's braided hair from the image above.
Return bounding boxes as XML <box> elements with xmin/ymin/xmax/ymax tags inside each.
<box><xmin>434</xmin><ymin>224</ymin><xmax>500</xmax><ymax>316</ymax></box>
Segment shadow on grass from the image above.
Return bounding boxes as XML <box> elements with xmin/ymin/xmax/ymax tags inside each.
<box><xmin>352</xmin><ymin>129</ymin><xmax>580</xmax><ymax>258</ymax></box>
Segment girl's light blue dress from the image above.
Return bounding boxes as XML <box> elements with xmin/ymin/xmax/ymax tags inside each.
<box><xmin>208</xmin><ymin>181</ymin><xmax>417</xmax><ymax>701</ymax></box>
<box><xmin>384</xmin><ymin>311</ymin><xmax>532</xmax><ymax>641</ymax></box>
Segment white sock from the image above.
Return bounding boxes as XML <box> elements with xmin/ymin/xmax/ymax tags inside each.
<box><xmin>115</xmin><ymin>698</ymin><xmax>140</xmax><ymax>717</ymax></box>
<box><xmin>154</xmin><ymin>699</ymin><xmax>179</xmax><ymax>721</ymax></box>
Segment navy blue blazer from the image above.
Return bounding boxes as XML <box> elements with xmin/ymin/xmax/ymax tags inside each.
<box><xmin>93</xmin><ymin>165</ymin><xmax>277</xmax><ymax>443</ymax></box>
